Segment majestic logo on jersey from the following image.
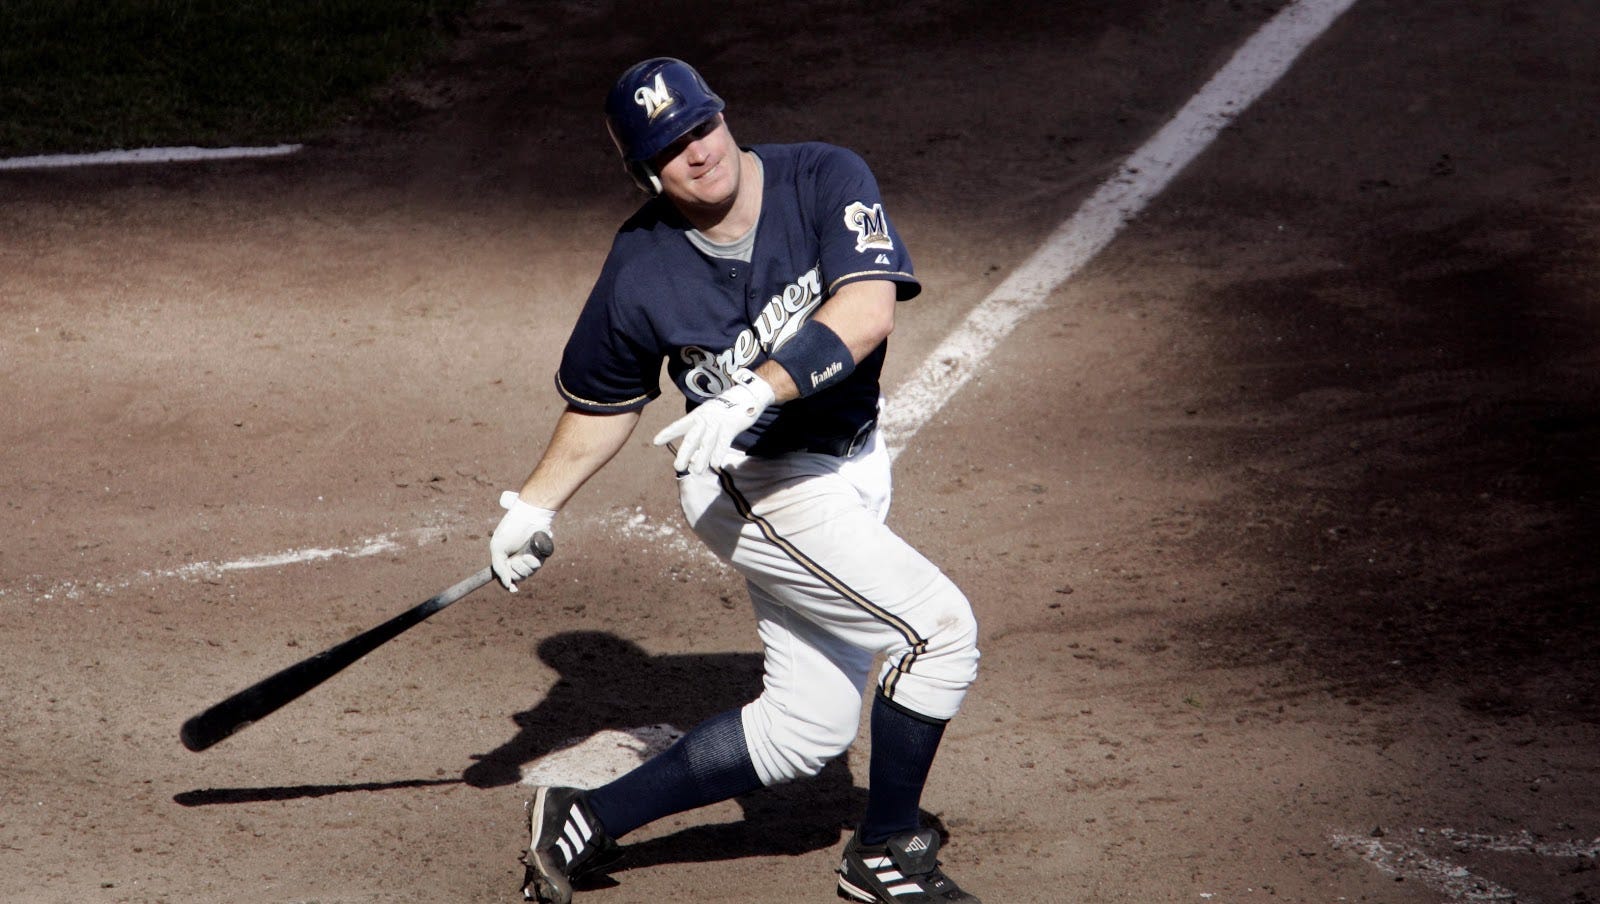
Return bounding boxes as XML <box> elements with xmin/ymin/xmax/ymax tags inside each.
<box><xmin>843</xmin><ymin>201</ymin><xmax>893</xmax><ymax>254</ymax></box>
<box><xmin>634</xmin><ymin>73</ymin><xmax>676</xmax><ymax>121</ymax></box>
<box><xmin>680</xmin><ymin>265</ymin><xmax>825</xmax><ymax>398</ymax></box>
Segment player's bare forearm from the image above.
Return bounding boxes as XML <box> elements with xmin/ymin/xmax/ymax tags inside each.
<box><xmin>756</xmin><ymin>279</ymin><xmax>897</xmax><ymax>403</ymax></box>
<box><xmin>516</xmin><ymin>407</ymin><xmax>641</xmax><ymax>511</ymax></box>
<box><xmin>816</xmin><ymin>279</ymin><xmax>897</xmax><ymax>357</ymax></box>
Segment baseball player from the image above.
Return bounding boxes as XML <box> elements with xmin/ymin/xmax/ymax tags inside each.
<box><xmin>489</xmin><ymin>58</ymin><xmax>982</xmax><ymax>904</ymax></box>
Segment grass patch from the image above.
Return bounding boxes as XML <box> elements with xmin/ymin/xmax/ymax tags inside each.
<box><xmin>0</xmin><ymin>0</ymin><xmax>476</xmax><ymax>156</ymax></box>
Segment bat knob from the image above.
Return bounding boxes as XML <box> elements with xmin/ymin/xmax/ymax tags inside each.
<box><xmin>532</xmin><ymin>532</ymin><xmax>555</xmax><ymax>559</ymax></box>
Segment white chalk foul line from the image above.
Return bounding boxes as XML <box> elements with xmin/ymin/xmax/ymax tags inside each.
<box><xmin>0</xmin><ymin>143</ymin><xmax>302</xmax><ymax>171</ymax></box>
<box><xmin>185</xmin><ymin>527</ymin><xmax>442</xmax><ymax>575</ymax></box>
<box><xmin>3</xmin><ymin>525</ymin><xmax>451</xmax><ymax>603</ymax></box>
<box><xmin>3</xmin><ymin>509</ymin><xmax>711</xmax><ymax>604</ymax></box>
<box><xmin>1333</xmin><ymin>827</ymin><xmax>1600</xmax><ymax>901</ymax></box>
<box><xmin>601</xmin><ymin>506</ymin><xmax>722</xmax><ymax>565</ymax></box>
<box><xmin>879</xmin><ymin>0</ymin><xmax>1358</xmax><ymax>459</ymax></box>
<box><xmin>1438</xmin><ymin>827</ymin><xmax>1600</xmax><ymax>859</ymax></box>
<box><xmin>1332</xmin><ymin>834</ymin><xmax>1520</xmax><ymax>901</ymax></box>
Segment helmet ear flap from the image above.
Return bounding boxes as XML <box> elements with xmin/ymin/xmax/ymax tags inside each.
<box><xmin>628</xmin><ymin>160</ymin><xmax>663</xmax><ymax>196</ymax></box>
<box><xmin>606</xmin><ymin>57</ymin><xmax>723</xmax><ymax>195</ymax></box>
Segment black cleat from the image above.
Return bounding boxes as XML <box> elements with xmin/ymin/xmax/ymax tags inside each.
<box><xmin>520</xmin><ymin>786</ymin><xmax>622</xmax><ymax>904</ymax></box>
<box><xmin>837</xmin><ymin>828</ymin><xmax>981</xmax><ymax>903</ymax></box>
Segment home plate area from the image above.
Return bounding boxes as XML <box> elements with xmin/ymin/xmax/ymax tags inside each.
<box><xmin>519</xmin><ymin>725</ymin><xmax>688</xmax><ymax>790</ymax></box>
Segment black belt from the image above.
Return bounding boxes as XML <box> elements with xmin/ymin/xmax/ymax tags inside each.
<box><xmin>801</xmin><ymin>418</ymin><xmax>877</xmax><ymax>458</ymax></box>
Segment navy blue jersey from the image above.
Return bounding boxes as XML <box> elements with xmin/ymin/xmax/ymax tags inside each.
<box><xmin>556</xmin><ymin>142</ymin><xmax>919</xmax><ymax>457</ymax></box>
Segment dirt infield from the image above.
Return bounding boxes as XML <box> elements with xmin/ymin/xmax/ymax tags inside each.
<box><xmin>2</xmin><ymin>1</ymin><xmax>1596</xmax><ymax>902</ymax></box>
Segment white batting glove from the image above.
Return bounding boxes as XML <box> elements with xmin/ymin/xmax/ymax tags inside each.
<box><xmin>652</xmin><ymin>368</ymin><xmax>775</xmax><ymax>474</ymax></box>
<box><xmin>490</xmin><ymin>490</ymin><xmax>556</xmax><ymax>592</ymax></box>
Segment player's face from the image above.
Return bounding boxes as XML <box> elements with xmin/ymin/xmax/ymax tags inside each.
<box><xmin>652</xmin><ymin>114</ymin><xmax>740</xmax><ymax>208</ymax></box>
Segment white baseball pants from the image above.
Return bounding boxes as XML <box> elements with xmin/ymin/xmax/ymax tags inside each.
<box><xmin>676</xmin><ymin>430</ymin><xmax>980</xmax><ymax>786</ymax></box>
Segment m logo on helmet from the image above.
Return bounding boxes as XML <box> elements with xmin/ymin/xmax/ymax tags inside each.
<box><xmin>634</xmin><ymin>72</ymin><xmax>676</xmax><ymax>121</ymax></box>
<box><xmin>843</xmin><ymin>202</ymin><xmax>893</xmax><ymax>254</ymax></box>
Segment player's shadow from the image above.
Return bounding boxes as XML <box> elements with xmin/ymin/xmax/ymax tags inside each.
<box><xmin>175</xmin><ymin>630</ymin><xmax>945</xmax><ymax>869</ymax></box>
<box><xmin>462</xmin><ymin>630</ymin><xmax>771</xmax><ymax>789</ymax></box>
<box><xmin>463</xmin><ymin>630</ymin><xmax>937</xmax><ymax>867</ymax></box>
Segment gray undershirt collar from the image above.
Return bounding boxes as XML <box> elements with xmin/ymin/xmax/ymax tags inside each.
<box><xmin>686</xmin><ymin>153</ymin><xmax>763</xmax><ymax>263</ymax></box>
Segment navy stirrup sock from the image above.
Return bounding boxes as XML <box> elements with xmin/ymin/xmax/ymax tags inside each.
<box><xmin>859</xmin><ymin>691</ymin><xmax>948</xmax><ymax>845</ymax></box>
<box><xmin>585</xmin><ymin>708</ymin><xmax>763</xmax><ymax>839</ymax></box>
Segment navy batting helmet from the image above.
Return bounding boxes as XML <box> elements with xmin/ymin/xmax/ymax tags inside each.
<box><xmin>604</xmin><ymin>57</ymin><xmax>725</xmax><ymax>195</ymax></box>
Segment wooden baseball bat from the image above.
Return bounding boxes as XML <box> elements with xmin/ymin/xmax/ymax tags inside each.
<box><xmin>179</xmin><ymin>533</ymin><xmax>552</xmax><ymax>752</ymax></box>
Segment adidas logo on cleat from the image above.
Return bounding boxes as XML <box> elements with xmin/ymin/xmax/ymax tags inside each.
<box><xmin>553</xmin><ymin>803</ymin><xmax>595</xmax><ymax>866</ymax></box>
<box><xmin>836</xmin><ymin>828</ymin><xmax>982</xmax><ymax>903</ymax></box>
<box><xmin>523</xmin><ymin>786</ymin><xmax>621</xmax><ymax>904</ymax></box>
